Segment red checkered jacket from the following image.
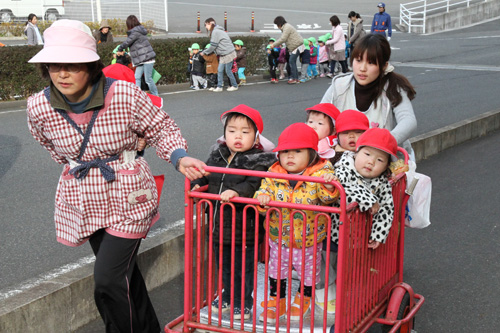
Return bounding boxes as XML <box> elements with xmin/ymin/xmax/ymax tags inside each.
<box><xmin>27</xmin><ymin>79</ymin><xmax>187</xmax><ymax>246</ymax></box>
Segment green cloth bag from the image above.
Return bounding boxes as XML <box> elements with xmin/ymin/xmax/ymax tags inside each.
<box><xmin>152</xmin><ymin>68</ymin><xmax>162</xmax><ymax>83</ymax></box>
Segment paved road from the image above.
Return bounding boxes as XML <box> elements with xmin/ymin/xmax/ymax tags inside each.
<box><xmin>1</xmin><ymin>18</ymin><xmax>499</xmax><ymax>295</ymax></box>
<box><xmin>76</xmin><ymin>129</ymin><xmax>500</xmax><ymax>332</ymax></box>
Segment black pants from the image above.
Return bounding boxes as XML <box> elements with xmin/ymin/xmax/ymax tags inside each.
<box><xmin>214</xmin><ymin>242</ymin><xmax>256</xmax><ymax>309</ymax></box>
<box><xmin>89</xmin><ymin>229</ymin><xmax>160</xmax><ymax>333</ymax></box>
<box><xmin>206</xmin><ymin>73</ymin><xmax>217</xmax><ymax>88</ymax></box>
<box><xmin>330</xmin><ymin>60</ymin><xmax>348</xmax><ymax>74</ymax></box>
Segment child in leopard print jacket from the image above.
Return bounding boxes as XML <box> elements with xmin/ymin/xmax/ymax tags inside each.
<box><xmin>331</xmin><ymin>128</ymin><xmax>398</xmax><ymax>249</ymax></box>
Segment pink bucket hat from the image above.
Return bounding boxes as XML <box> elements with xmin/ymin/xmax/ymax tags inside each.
<box><xmin>28</xmin><ymin>19</ymin><xmax>99</xmax><ymax>63</ymax></box>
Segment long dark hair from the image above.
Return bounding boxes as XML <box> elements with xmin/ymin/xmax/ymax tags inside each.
<box><xmin>351</xmin><ymin>34</ymin><xmax>416</xmax><ymax>107</ymax></box>
<box><xmin>37</xmin><ymin>60</ymin><xmax>104</xmax><ymax>85</ymax></box>
<box><xmin>126</xmin><ymin>15</ymin><xmax>141</xmax><ymax>30</ymax></box>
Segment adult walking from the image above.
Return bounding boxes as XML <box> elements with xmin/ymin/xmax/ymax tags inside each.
<box><xmin>347</xmin><ymin>11</ymin><xmax>366</xmax><ymax>51</ymax></box>
<box><xmin>26</xmin><ymin>19</ymin><xmax>206</xmax><ymax>333</ymax></box>
<box><xmin>200</xmin><ymin>17</ymin><xmax>238</xmax><ymax>92</ymax></box>
<box><xmin>269</xmin><ymin>16</ymin><xmax>304</xmax><ymax>84</ymax></box>
<box><xmin>116</xmin><ymin>15</ymin><xmax>159</xmax><ymax>96</ymax></box>
<box><xmin>321</xmin><ymin>34</ymin><xmax>417</xmax><ymax>158</ymax></box>
<box><xmin>326</xmin><ymin>15</ymin><xmax>347</xmax><ymax>76</ymax></box>
<box><xmin>371</xmin><ymin>2</ymin><xmax>392</xmax><ymax>40</ymax></box>
<box><xmin>25</xmin><ymin>14</ymin><xmax>43</xmax><ymax>46</ymax></box>
<box><xmin>93</xmin><ymin>19</ymin><xmax>114</xmax><ymax>45</ymax></box>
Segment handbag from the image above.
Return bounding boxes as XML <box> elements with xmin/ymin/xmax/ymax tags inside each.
<box><xmin>405</xmin><ymin>160</ymin><xmax>432</xmax><ymax>229</ymax></box>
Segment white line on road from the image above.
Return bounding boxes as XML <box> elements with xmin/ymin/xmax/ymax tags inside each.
<box><xmin>393</xmin><ymin>62</ymin><xmax>500</xmax><ymax>72</ymax></box>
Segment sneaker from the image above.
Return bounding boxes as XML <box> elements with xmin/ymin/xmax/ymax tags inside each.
<box><xmin>326</xmin><ymin>73</ymin><xmax>333</xmax><ymax>78</ymax></box>
<box><xmin>315</xmin><ymin>284</ymin><xmax>336</xmax><ymax>314</ymax></box>
<box><xmin>227</xmin><ymin>86</ymin><xmax>238</xmax><ymax>92</ymax></box>
<box><xmin>208</xmin><ymin>87</ymin><xmax>215</xmax><ymax>91</ymax></box>
<box><xmin>213</xmin><ymin>87</ymin><xmax>223</xmax><ymax>92</ymax></box>
<box><xmin>279</xmin><ymin>75</ymin><xmax>285</xmax><ymax>80</ymax></box>
<box><xmin>299</xmin><ymin>78</ymin><xmax>307</xmax><ymax>83</ymax></box>
<box><xmin>319</xmin><ymin>74</ymin><xmax>326</xmax><ymax>78</ymax></box>
<box><xmin>239</xmin><ymin>79</ymin><xmax>246</xmax><ymax>86</ymax></box>
<box><xmin>233</xmin><ymin>306</ymin><xmax>251</xmax><ymax>320</ymax></box>
<box><xmin>270</xmin><ymin>78</ymin><xmax>275</xmax><ymax>83</ymax></box>
<box><xmin>189</xmin><ymin>85</ymin><xmax>196</xmax><ymax>90</ymax></box>
<box><xmin>288</xmin><ymin>292</ymin><xmax>312</xmax><ymax>321</ymax></box>
<box><xmin>211</xmin><ymin>298</ymin><xmax>229</xmax><ymax>314</ymax></box>
<box><xmin>287</xmin><ymin>79</ymin><xmax>298</xmax><ymax>84</ymax></box>
<box><xmin>259</xmin><ymin>296</ymin><xmax>286</xmax><ymax>324</ymax></box>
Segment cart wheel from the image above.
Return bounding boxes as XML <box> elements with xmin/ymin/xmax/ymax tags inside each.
<box><xmin>382</xmin><ymin>292</ymin><xmax>412</xmax><ymax>333</ymax></box>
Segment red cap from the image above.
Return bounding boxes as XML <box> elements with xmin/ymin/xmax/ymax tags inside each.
<box><xmin>335</xmin><ymin>109</ymin><xmax>370</xmax><ymax>133</ymax></box>
<box><xmin>220</xmin><ymin>104</ymin><xmax>264</xmax><ymax>133</ymax></box>
<box><xmin>273</xmin><ymin>123</ymin><xmax>319</xmax><ymax>152</ymax></box>
<box><xmin>102</xmin><ymin>64</ymin><xmax>162</xmax><ymax>108</ymax></box>
<box><xmin>356</xmin><ymin>128</ymin><xmax>398</xmax><ymax>159</ymax></box>
<box><xmin>305</xmin><ymin>103</ymin><xmax>340</xmax><ymax>124</ymax></box>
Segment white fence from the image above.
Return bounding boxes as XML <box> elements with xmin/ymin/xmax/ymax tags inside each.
<box><xmin>400</xmin><ymin>0</ymin><xmax>487</xmax><ymax>33</ymax></box>
<box><xmin>65</xmin><ymin>0</ymin><xmax>168</xmax><ymax>31</ymax></box>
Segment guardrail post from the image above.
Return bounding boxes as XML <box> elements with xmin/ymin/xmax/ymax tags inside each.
<box><xmin>423</xmin><ymin>0</ymin><xmax>427</xmax><ymax>34</ymax></box>
<box><xmin>196</xmin><ymin>11</ymin><xmax>201</xmax><ymax>33</ymax></box>
<box><xmin>251</xmin><ymin>11</ymin><xmax>255</xmax><ymax>32</ymax></box>
<box><xmin>224</xmin><ymin>11</ymin><xmax>227</xmax><ymax>32</ymax></box>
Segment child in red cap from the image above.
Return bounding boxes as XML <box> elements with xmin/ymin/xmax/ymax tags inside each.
<box><xmin>255</xmin><ymin>123</ymin><xmax>339</xmax><ymax>323</ymax></box>
<box><xmin>329</xmin><ymin>109</ymin><xmax>370</xmax><ymax>166</ymax></box>
<box><xmin>331</xmin><ymin>127</ymin><xmax>398</xmax><ymax>249</ymax></box>
<box><xmin>305</xmin><ymin>103</ymin><xmax>340</xmax><ymax>159</ymax></box>
<box><xmin>190</xmin><ymin>104</ymin><xmax>276</xmax><ymax>320</ymax></box>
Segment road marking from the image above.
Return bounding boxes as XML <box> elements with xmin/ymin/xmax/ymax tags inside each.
<box><xmin>393</xmin><ymin>62</ymin><xmax>500</xmax><ymax>72</ymax></box>
<box><xmin>0</xmin><ymin>218</ymin><xmax>187</xmax><ymax>301</ymax></box>
<box><xmin>0</xmin><ymin>109</ymin><xmax>25</xmax><ymax>114</ymax></box>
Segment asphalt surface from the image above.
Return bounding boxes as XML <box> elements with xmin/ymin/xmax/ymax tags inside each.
<box><xmin>75</xmin><ymin>130</ymin><xmax>500</xmax><ymax>332</ymax></box>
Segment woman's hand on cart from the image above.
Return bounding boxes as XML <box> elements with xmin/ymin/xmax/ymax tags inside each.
<box><xmin>178</xmin><ymin>157</ymin><xmax>207</xmax><ymax>180</ymax></box>
<box><xmin>367</xmin><ymin>239</ymin><xmax>381</xmax><ymax>250</ymax></box>
<box><xmin>220</xmin><ymin>189</ymin><xmax>238</xmax><ymax>202</ymax></box>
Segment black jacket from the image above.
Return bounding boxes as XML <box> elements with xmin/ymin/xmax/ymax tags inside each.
<box><xmin>118</xmin><ymin>25</ymin><xmax>156</xmax><ymax>66</ymax></box>
<box><xmin>190</xmin><ymin>53</ymin><xmax>205</xmax><ymax>75</ymax></box>
<box><xmin>191</xmin><ymin>144</ymin><xmax>277</xmax><ymax>246</ymax></box>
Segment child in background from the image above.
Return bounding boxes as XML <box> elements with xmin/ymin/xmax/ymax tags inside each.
<box><xmin>234</xmin><ymin>40</ymin><xmax>247</xmax><ymax>85</ymax></box>
<box><xmin>255</xmin><ymin>123</ymin><xmax>339</xmax><ymax>323</ymax></box>
<box><xmin>202</xmin><ymin>43</ymin><xmax>219</xmax><ymax>90</ymax></box>
<box><xmin>299</xmin><ymin>39</ymin><xmax>311</xmax><ymax>83</ymax></box>
<box><xmin>305</xmin><ymin>103</ymin><xmax>340</xmax><ymax>159</ymax></box>
<box><xmin>277</xmin><ymin>44</ymin><xmax>288</xmax><ymax>80</ymax></box>
<box><xmin>189</xmin><ymin>43</ymin><xmax>207</xmax><ymax>90</ymax></box>
<box><xmin>330</xmin><ymin>109</ymin><xmax>370</xmax><ymax>166</ymax></box>
<box><xmin>267</xmin><ymin>44</ymin><xmax>280</xmax><ymax>83</ymax></box>
<box><xmin>307</xmin><ymin>37</ymin><xmax>319</xmax><ymax>79</ymax></box>
<box><xmin>191</xmin><ymin>105</ymin><xmax>277</xmax><ymax>320</ymax></box>
<box><xmin>331</xmin><ymin>128</ymin><xmax>397</xmax><ymax>249</ymax></box>
<box><xmin>344</xmin><ymin>34</ymin><xmax>351</xmax><ymax>64</ymax></box>
<box><xmin>318</xmin><ymin>37</ymin><xmax>330</xmax><ymax>78</ymax></box>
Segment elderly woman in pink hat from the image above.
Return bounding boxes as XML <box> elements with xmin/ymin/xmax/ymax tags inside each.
<box><xmin>26</xmin><ymin>19</ymin><xmax>206</xmax><ymax>332</ymax></box>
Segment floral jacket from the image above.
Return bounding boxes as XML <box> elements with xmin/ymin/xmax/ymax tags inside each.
<box><xmin>254</xmin><ymin>159</ymin><xmax>339</xmax><ymax>248</ymax></box>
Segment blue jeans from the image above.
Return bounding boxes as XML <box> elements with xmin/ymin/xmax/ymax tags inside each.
<box><xmin>237</xmin><ymin>67</ymin><xmax>246</xmax><ymax>80</ymax></box>
<box><xmin>135</xmin><ymin>63</ymin><xmax>158</xmax><ymax>96</ymax></box>
<box><xmin>288</xmin><ymin>51</ymin><xmax>299</xmax><ymax>79</ymax></box>
<box><xmin>217</xmin><ymin>62</ymin><xmax>237</xmax><ymax>88</ymax></box>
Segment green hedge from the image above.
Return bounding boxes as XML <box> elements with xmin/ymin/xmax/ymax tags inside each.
<box><xmin>0</xmin><ymin>36</ymin><xmax>268</xmax><ymax>100</ymax></box>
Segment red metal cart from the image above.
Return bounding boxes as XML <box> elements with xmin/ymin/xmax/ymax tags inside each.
<box><xmin>165</xmin><ymin>148</ymin><xmax>424</xmax><ymax>333</ymax></box>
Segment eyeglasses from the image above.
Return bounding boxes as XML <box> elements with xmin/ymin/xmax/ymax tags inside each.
<box><xmin>46</xmin><ymin>63</ymin><xmax>84</xmax><ymax>74</ymax></box>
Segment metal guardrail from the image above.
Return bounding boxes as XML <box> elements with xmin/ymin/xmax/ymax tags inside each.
<box><xmin>399</xmin><ymin>0</ymin><xmax>487</xmax><ymax>33</ymax></box>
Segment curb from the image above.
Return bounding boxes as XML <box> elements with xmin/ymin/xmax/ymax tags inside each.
<box><xmin>1</xmin><ymin>109</ymin><xmax>499</xmax><ymax>332</ymax></box>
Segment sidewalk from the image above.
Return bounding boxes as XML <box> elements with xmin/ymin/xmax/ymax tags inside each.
<box><xmin>76</xmin><ymin>129</ymin><xmax>500</xmax><ymax>332</ymax></box>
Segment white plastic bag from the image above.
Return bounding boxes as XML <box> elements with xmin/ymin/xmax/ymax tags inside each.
<box><xmin>405</xmin><ymin>161</ymin><xmax>432</xmax><ymax>229</ymax></box>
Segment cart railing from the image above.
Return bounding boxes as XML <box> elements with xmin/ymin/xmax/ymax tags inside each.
<box><xmin>166</xmin><ymin>149</ymin><xmax>421</xmax><ymax>333</ymax></box>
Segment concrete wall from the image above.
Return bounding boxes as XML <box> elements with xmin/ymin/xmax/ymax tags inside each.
<box><xmin>1</xmin><ymin>109</ymin><xmax>499</xmax><ymax>332</ymax></box>
<box><xmin>424</xmin><ymin>0</ymin><xmax>500</xmax><ymax>34</ymax></box>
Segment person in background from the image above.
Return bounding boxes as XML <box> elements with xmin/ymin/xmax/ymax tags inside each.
<box><xmin>26</xmin><ymin>19</ymin><xmax>206</xmax><ymax>333</ymax></box>
<box><xmin>269</xmin><ymin>16</ymin><xmax>304</xmax><ymax>84</ymax></box>
<box><xmin>277</xmin><ymin>43</ymin><xmax>288</xmax><ymax>80</ymax></box>
<box><xmin>93</xmin><ymin>19</ymin><xmax>114</xmax><ymax>45</ymax></box>
<box><xmin>189</xmin><ymin>43</ymin><xmax>207</xmax><ymax>90</ymax></box>
<box><xmin>317</xmin><ymin>37</ymin><xmax>330</xmax><ymax>78</ymax></box>
<box><xmin>345</xmin><ymin>34</ymin><xmax>351</xmax><ymax>64</ymax></box>
<box><xmin>201</xmin><ymin>17</ymin><xmax>239</xmax><ymax>92</ymax></box>
<box><xmin>299</xmin><ymin>39</ymin><xmax>311</xmax><ymax>83</ymax></box>
<box><xmin>307</xmin><ymin>37</ymin><xmax>319</xmax><ymax>79</ymax></box>
<box><xmin>371</xmin><ymin>2</ymin><xmax>392</xmax><ymax>41</ymax></box>
<box><xmin>267</xmin><ymin>44</ymin><xmax>280</xmax><ymax>84</ymax></box>
<box><xmin>25</xmin><ymin>14</ymin><xmax>43</xmax><ymax>46</ymax></box>
<box><xmin>347</xmin><ymin>12</ymin><xmax>366</xmax><ymax>52</ymax></box>
<box><xmin>321</xmin><ymin>34</ymin><xmax>417</xmax><ymax>158</ymax></box>
<box><xmin>116</xmin><ymin>15</ymin><xmax>159</xmax><ymax>96</ymax></box>
<box><xmin>202</xmin><ymin>43</ymin><xmax>219</xmax><ymax>90</ymax></box>
<box><xmin>326</xmin><ymin>15</ymin><xmax>347</xmax><ymax>77</ymax></box>
<box><xmin>234</xmin><ymin>39</ymin><xmax>247</xmax><ymax>85</ymax></box>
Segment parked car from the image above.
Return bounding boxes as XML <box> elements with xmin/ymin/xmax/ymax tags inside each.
<box><xmin>0</xmin><ymin>0</ymin><xmax>65</xmax><ymax>23</ymax></box>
